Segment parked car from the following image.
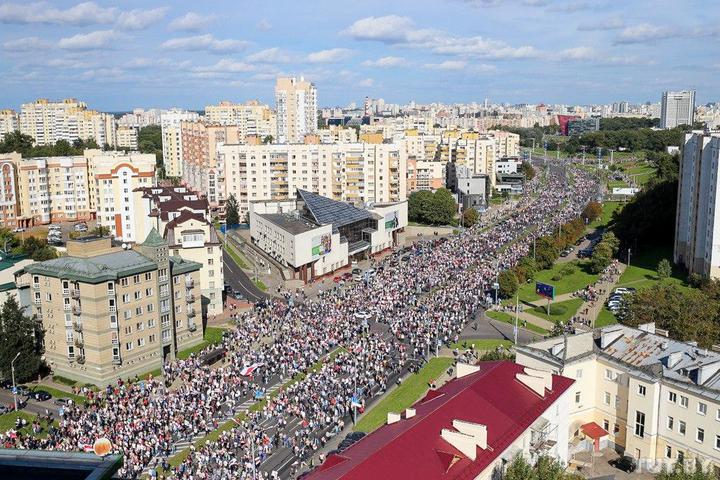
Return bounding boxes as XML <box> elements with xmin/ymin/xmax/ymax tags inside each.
<box><xmin>12</xmin><ymin>227</ymin><xmax>25</xmax><ymax>233</ymax></box>
<box><xmin>54</xmin><ymin>397</ymin><xmax>74</xmax><ymax>407</ymax></box>
<box><xmin>333</xmin><ymin>276</ymin><xmax>342</xmax><ymax>283</ymax></box>
<box><xmin>232</xmin><ymin>289</ymin><xmax>243</xmax><ymax>300</ymax></box>
<box><xmin>559</xmin><ymin>250</ymin><xmax>569</xmax><ymax>258</ymax></box>
<box><xmin>341</xmin><ymin>272</ymin><xmax>353</xmax><ymax>281</ymax></box>
<box><xmin>48</xmin><ymin>225</ymin><xmax>61</xmax><ymax>232</ymax></box>
<box><xmin>28</xmin><ymin>390</ymin><xmax>52</xmax><ymax>401</ymax></box>
<box><xmin>352</xmin><ymin>268</ymin><xmax>363</xmax><ymax>281</ymax></box>
<box><xmin>614</xmin><ymin>287</ymin><xmax>630</xmax><ymax>294</ymax></box>
<box><xmin>610</xmin><ymin>455</ymin><xmax>637</xmax><ymax>473</ymax></box>
<box><xmin>73</xmin><ymin>223</ymin><xmax>88</xmax><ymax>232</ymax></box>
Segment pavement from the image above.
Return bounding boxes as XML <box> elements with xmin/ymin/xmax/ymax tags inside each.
<box><xmin>570</xmin><ymin>449</ymin><xmax>655</xmax><ymax>479</ymax></box>
<box><xmin>222</xmin><ymin>249</ymin><xmax>271</xmax><ymax>304</ymax></box>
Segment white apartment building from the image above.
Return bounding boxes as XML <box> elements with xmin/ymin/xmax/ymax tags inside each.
<box><xmin>275</xmin><ymin>76</ymin><xmax>318</xmax><ymax>143</ymax></box>
<box><xmin>661</xmin><ymin>90</ymin><xmax>696</xmax><ymax>129</ymax></box>
<box><xmin>204</xmin><ymin>100</ymin><xmax>276</xmax><ymax>138</ymax></box>
<box><xmin>674</xmin><ymin>132</ymin><xmax>720</xmax><ymax>279</ymax></box>
<box><xmin>219</xmin><ymin>142</ymin><xmax>407</xmax><ymax>220</ymax></box>
<box><xmin>0</xmin><ymin>109</ymin><xmax>18</xmax><ymax>140</ymax></box>
<box><xmin>19</xmin><ymin>98</ymin><xmax>116</xmax><ymax>147</ymax></box>
<box><xmin>160</xmin><ymin>109</ymin><xmax>200</xmax><ymax>178</ymax></box>
<box><xmin>516</xmin><ymin>323</ymin><xmax>720</xmax><ymax>475</ymax></box>
<box><xmin>115</xmin><ymin>125</ymin><xmax>139</xmax><ymax>150</ymax></box>
<box><xmin>116</xmin><ymin>108</ymin><xmax>163</xmax><ymax>128</ymax></box>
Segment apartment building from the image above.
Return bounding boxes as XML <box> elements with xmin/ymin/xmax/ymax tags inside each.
<box><xmin>160</xmin><ymin>109</ymin><xmax>200</xmax><ymax>178</ymax></box>
<box><xmin>219</xmin><ymin>142</ymin><xmax>407</xmax><ymax>220</ymax></box>
<box><xmin>16</xmin><ymin>155</ymin><xmax>92</xmax><ymax>226</ymax></box>
<box><xmin>674</xmin><ymin>132</ymin><xmax>720</xmax><ymax>279</ymax></box>
<box><xmin>661</xmin><ymin>90</ymin><xmax>696</xmax><ymax>129</ymax></box>
<box><xmin>407</xmin><ymin>158</ymin><xmax>446</xmax><ymax>193</ymax></box>
<box><xmin>275</xmin><ymin>76</ymin><xmax>318</xmax><ymax>143</ymax></box>
<box><xmin>19</xmin><ymin>98</ymin><xmax>116</xmax><ymax>147</ymax></box>
<box><xmin>115</xmin><ymin>125</ymin><xmax>139</xmax><ymax>150</ymax></box>
<box><xmin>134</xmin><ymin>186</ymin><xmax>223</xmax><ymax>315</ymax></box>
<box><xmin>0</xmin><ymin>153</ymin><xmax>20</xmax><ymax>228</ymax></box>
<box><xmin>15</xmin><ymin>233</ymin><xmax>202</xmax><ymax>385</ymax></box>
<box><xmin>0</xmin><ymin>109</ymin><xmax>18</xmax><ymax>140</ymax></box>
<box><xmin>90</xmin><ymin>151</ymin><xmax>157</xmax><ymax>242</ymax></box>
<box><xmin>181</xmin><ymin>121</ymin><xmax>240</xmax><ymax>205</ymax></box>
<box><xmin>204</xmin><ymin>100</ymin><xmax>276</xmax><ymax>138</ymax></box>
<box><xmin>117</xmin><ymin>108</ymin><xmax>163</xmax><ymax>128</ymax></box>
<box><xmin>488</xmin><ymin>130</ymin><xmax>521</xmax><ymax>158</ymax></box>
<box><xmin>515</xmin><ymin>323</ymin><xmax>720</xmax><ymax>474</ymax></box>
<box><xmin>315</xmin><ymin>127</ymin><xmax>357</xmax><ymax>144</ymax></box>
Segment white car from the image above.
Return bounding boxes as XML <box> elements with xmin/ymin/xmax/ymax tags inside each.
<box><xmin>613</xmin><ymin>288</ymin><xmax>629</xmax><ymax>295</ymax></box>
<box><xmin>12</xmin><ymin>227</ymin><xmax>25</xmax><ymax>233</ymax></box>
<box><xmin>48</xmin><ymin>225</ymin><xmax>61</xmax><ymax>232</ymax></box>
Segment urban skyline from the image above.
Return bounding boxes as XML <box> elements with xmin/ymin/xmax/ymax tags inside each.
<box><xmin>0</xmin><ymin>0</ymin><xmax>718</xmax><ymax>110</ymax></box>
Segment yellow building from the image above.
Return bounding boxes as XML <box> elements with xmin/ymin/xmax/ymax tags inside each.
<box><xmin>15</xmin><ymin>232</ymin><xmax>203</xmax><ymax>385</ymax></box>
<box><xmin>275</xmin><ymin>76</ymin><xmax>318</xmax><ymax>143</ymax></box>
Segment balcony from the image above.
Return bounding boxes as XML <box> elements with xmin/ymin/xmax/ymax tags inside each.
<box><xmin>187</xmin><ymin>308</ymin><xmax>196</xmax><ymax>318</ymax></box>
<box><xmin>73</xmin><ymin>321</ymin><xmax>82</xmax><ymax>332</ymax></box>
<box><xmin>76</xmin><ymin>355</ymin><xmax>85</xmax><ymax>365</ymax></box>
<box><xmin>188</xmin><ymin>322</ymin><xmax>197</xmax><ymax>332</ymax></box>
<box><xmin>71</xmin><ymin>288</ymin><xmax>80</xmax><ymax>299</ymax></box>
<box><xmin>186</xmin><ymin>294</ymin><xmax>195</xmax><ymax>303</ymax></box>
<box><xmin>185</xmin><ymin>278</ymin><xmax>194</xmax><ymax>289</ymax></box>
<box><xmin>112</xmin><ymin>356</ymin><xmax>122</xmax><ymax>365</ymax></box>
<box><xmin>72</xmin><ymin>305</ymin><xmax>81</xmax><ymax>316</ymax></box>
<box><xmin>74</xmin><ymin>338</ymin><xmax>84</xmax><ymax>348</ymax></box>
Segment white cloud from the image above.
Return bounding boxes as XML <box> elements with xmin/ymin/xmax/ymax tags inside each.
<box><xmin>557</xmin><ymin>46</ymin><xmax>596</xmax><ymax>61</ymax></box>
<box><xmin>81</xmin><ymin>67</ymin><xmax>124</xmax><ymax>80</ymax></box>
<box><xmin>58</xmin><ymin>30</ymin><xmax>119</xmax><ymax>50</ymax></box>
<box><xmin>2</xmin><ymin>36</ymin><xmax>51</xmax><ymax>51</ymax></box>
<box><xmin>577</xmin><ymin>16</ymin><xmax>624</xmax><ymax>31</ymax></box>
<box><xmin>193</xmin><ymin>59</ymin><xmax>257</xmax><ymax>74</ymax></box>
<box><xmin>306</xmin><ymin>48</ymin><xmax>353</xmax><ymax>64</ymax></box>
<box><xmin>342</xmin><ymin>15</ymin><xmax>431</xmax><ymax>44</ymax></box>
<box><xmin>358</xmin><ymin>78</ymin><xmax>374</xmax><ymax>87</ymax></box>
<box><xmin>161</xmin><ymin>34</ymin><xmax>250</xmax><ymax>53</ymax></box>
<box><xmin>615</xmin><ymin>23</ymin><xmax>674</xmax><ymax>44</ymax></box>
<box><xmin>169</xmin><ymin>12</ymin><xmax>216</xmax><ymax>31</ymax></box>
<box><xmin>361</xmin><ymin>56</ymin><xmax>407</xmax><ymax>67</ymax></box>
<box><xmin>257</xmin><ymin>19</ymin><xmax>272</xmax><ymax>31</ymax></box>
<box><xmin>246</xmin><ymin>47</ymin><xmax>294</xmax><ymax>64</ymax></box>
<box><xmin>116</xmin><ymin>7</ymin><xmax>167</xmax><ymax>30</ymax></box>
<box><xmin>0</xmin><ymin>1</ymin><xmax>115</xmax><ymax>25</ymax></box>
<box><xmin>424</xmin><ymin>60</ymin><xmax>467</xmax><ymax>70</ymax></box>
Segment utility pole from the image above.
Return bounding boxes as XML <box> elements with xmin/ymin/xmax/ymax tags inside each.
<box><xmin>628</xmin><ymin>247</ymin><xmax>632</xmax><ymax>267</ymax></box>
<box><xmin>11</xmin><ymin>352</ymin><xmax>20</xmax><ymax>413</ymax></box>
<box><xmin>513</xmin><ymin>292</ymin><xmax>519</xmax><ymax>345</ymax></box>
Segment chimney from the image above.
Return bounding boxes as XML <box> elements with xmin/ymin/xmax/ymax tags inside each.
<box><xmin>516</xmin><ymin>367</ymin><xmax>553</xmax><ymax>396</ymax></box>
<box><xmin>600</xmin><ymin>329</ymin><xmax>624</xmax><ymax>349</ymax></box>
<box><xmin>387</xmin><ymin>412</ymin><xmax>401</xmax><ymax>425</ymax></box>
<box><xmin>456</xmin><ymin>363</ymin><xmax>480</xmax><ymax>379</ymax></box>
<box><xmin>405</xmin><ymin>408</ymin><xmax>416</xmax><ymax>419</ymax></box>
<box><xmin>638</xmin><ymin>322</ymin><xmax>656</xmax><ymax>334</ymax></box>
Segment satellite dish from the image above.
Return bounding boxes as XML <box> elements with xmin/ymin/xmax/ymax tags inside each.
<box><xmin>93</xmin><ymin>437</ymin><xmax>112</xmax><ymax>457</ymax></box>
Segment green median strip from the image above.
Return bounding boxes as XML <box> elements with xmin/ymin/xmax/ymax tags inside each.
<box><xmin>486</xmin><ymin>310</ymin><xmax>549</xmax><ymax>335</ymax></box>
<box><xmin>225</xmin><ymin>242</ymin><xmax>249</xmax><ymax>269</ymax></box>
<box><xmin>176</xmin><ymin>326</ymin><xmax>226</xmax><ymax>361</ymax></box>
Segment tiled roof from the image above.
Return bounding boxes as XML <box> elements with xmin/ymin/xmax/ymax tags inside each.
<box><xmin>25</xmin><ymin>250</ymin><xmax>156</xmax><ymax>283</ymax></box>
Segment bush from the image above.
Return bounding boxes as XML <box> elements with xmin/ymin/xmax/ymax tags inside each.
<box><xmin>498</xmin><ymin>270</ymin><xmax>519</xmax><ymax>298</ymax></box>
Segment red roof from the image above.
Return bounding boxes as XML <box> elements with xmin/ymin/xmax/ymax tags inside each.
<box><xmin>305</xmin><ymin>361</ymin><xmax>574</xmax><ymax>480</ymax></box>
<box><xmin>581</xmin><ymin>422</ymin><xmax>608</xmax><ymax>440</ymax></box>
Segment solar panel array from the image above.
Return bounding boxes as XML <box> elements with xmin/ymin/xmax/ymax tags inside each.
<box><xmin>297</xmin><ymin>189</ymin><xmax>372</xmax><ymax>231</ymax></box>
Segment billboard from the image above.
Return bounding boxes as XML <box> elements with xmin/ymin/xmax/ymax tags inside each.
<box><xmin>311</xmin><ymin>233</ymin><xmax>332</xmax><ymax>258</ymax></box>
<box><xmin>535</xmin><ymin>282</ymin><xmax>555</xmax><ymax>300</ymax></box>
<box><xmin>384</xmin><ymin>211</ymin><xmax>399</xmax><ymax>231</ymax></box>
<box><xmin>612</xmin><ymin>187</ymin><xmax>639</xmax><ymax>196</ymax></box>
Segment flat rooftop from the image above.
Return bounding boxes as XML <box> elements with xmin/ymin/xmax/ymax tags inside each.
<box><xmin>260</xmin><ymin>213</ymin><xmax>320</xmax><ymax>235</ymax></box>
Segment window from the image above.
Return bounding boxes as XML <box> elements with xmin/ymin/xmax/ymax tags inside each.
<box><xmin>604</xmin><ymin>392</ymin><xmax>611</xmax><ymax>405</ymax></box>
<box><xmin>679</xmin><ymin>420</ymin><xmax>686</xmax><ymax>435</ymax></box>
<box><xmin>133</xmin><ymin>275</ymin><xmax>140</xmax><ymax>284</ymax></box>
<box><xmin>666</xmin><ymin>445</ymin><xmax>673</xmax><ymax>459</ymax></box>
<box><xmin>698</xmin><ymin>402</ymin><xmax>707</xmax><ymax>416</ymax></box>
<box><xmin>615</xmin><ymin>395</ymin><xmax>620</xmax><ymax>408</ymax></box>
<box><xmin>680</xmin><ymin>395</ymin><xmax>689</xmax><ymax>408</ymax></box>
<box><xmin>613</xmin><ymin>423</ymin><xmax>620</xmax><ymax>435</ymax></box>
<box><xmin>667</xmin><ymin>416</ymin><xmax>674</xmax><ymax>430</ymax></box>
<box><xmin>137</xmin><ymin>338</ymin><xmax>145</xmax><ymax>347</ymax></box>
<box><xmin>124</xmin><ymin>310</ymin><xmax>132</xmax><ymax>320</ymax></box>
<box><xmin>634</xmin><ymin>411</ymin><xmax>645</xmax><ymax>438</ymax></box>
<box><xmin>122</xmin><ymin>293</ymin><xmax>130</xmax><ymax>303</ymax></box>
<box><xmin>135</xmin><ymin>306</ymin><xmax>143</xmax><ymax>316</ymax></box>
<box><xmin>148</xmin><ymin>334</ymin><xmax>155</xmax><ymax>343</ymax></box>
<box><xmin>67</xmin><ymin>345</ymin><xmax>75</xmax><ymax>357</ymax></box>
<box><xmin>46</xmin><ymin>292</ymin><xmax>52</xmax><ymax>301</ymax></box>
<box><xmin>603</xmin><ymin>419</ymin><xmax>609</xmax><ymax>431</ymax></box>
<box><xmin>697</xmin><ymin>428</ymin><xmax>705</xmax><ymax>443</ymax></box>
<box><xmin>637</xmin><ymin>385</ymin><xmax>646</xmax><ymax>397</ymax></box>
<box><xmin>715</xmin><ymin>435</ymin><xmax>720</xmax><ymax>450</ymax></box>
<box><xmin>148</xmin><ymin>318</ymin><xmax>155</xmax><ymax>328</ymax></box>
<box><xmin>107</xmin><ymin>282</ymin><xmax>114</xmax><ymax>292</ymax></box>
<box><xmin>576</xmin><ymin>369</ymin><xmax>583</xmax><ymax>379</ymax></box>
<box><xmin>145</xmin><ymin>272</ymin><xmax>152</xmax><ymax>281</ymax></box>
<box><xmin>121</xmin><ymin>278</ymin><xmax>129</xmax><ymax>287</ymax></box>
<box><xmin>145</xmin><ymin>288</ymin><xmax>153</xmax><ymax>297</ymax></box>
<box><xmin>124</xmin><ymin>325</ymin><xmax>132</xmax><ymax>335</ymax></box>
<box><xmin>134</xmin><ymin>291</ymin><xmax>141</xmax><ymax>300</ymax></box>
<box><xmin>677</xmin><ymin>450</ymin><xmax>684</xmax><ymax>462</ymax></box>
<box><xmin>147</xmin><ymin>303</ymin><xmax>154</xmax><ymax>313</ymax></box>
<box><xmin>716</xmin><ymin>409</ymin><xmax>720</xmax><ymax>421</ymax></box>
<box><xmin>668</xmin><ymin>391</ymin><xmax>677</xmax><ymax>403</ymax></box>
<box><xmin>126</xmin><ymin>342</ymin><xmax>133</xmax><ymax>351</ymax></box>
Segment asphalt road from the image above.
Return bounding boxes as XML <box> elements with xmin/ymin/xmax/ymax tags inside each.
<box><xmin>223</xmin><ymin>250</ymin><xmax>271</xmax><ymax>303</ymax></box>
<box><xmin>0</xmin><ymin>388</ymin><xmax>61</xmax><ymax>417</ymax></box>
<box><xmin>459</xmin><ymin>310</ymin><xmax>537</xmax><ymax>345</ymax></box>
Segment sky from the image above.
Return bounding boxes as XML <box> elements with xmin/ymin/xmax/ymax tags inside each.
<box><xmin>0</xmin><ymin>0</ymin><xmax>718</xmax><ymax>111</ymax></box>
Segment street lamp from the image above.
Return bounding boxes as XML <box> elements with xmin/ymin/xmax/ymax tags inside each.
<box><xmin>11</xmin><ymin>352</ymin><xmax>20</xmax><ymax>412</ymax></box>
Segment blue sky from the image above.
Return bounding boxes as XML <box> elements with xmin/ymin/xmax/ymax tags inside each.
<box><xmin>0</xmin><ymin>0</ymin><xmax>717</xmax><ymax>110</ymax></box>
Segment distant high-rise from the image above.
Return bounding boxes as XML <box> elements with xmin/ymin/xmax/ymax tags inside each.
<box><xmin>275</xmin><ymin>76</ymin><xmax>318</xmax><ymax>143</ymax></box>
<box><xmin>160</xmin><ymin>109</ymin><xmax>200</xmax><ymax>178</ymax></box>
<box><xmin>661</xmin><ymin>90</ymin><xmax>695</xmax><ymax>129</ymax></box>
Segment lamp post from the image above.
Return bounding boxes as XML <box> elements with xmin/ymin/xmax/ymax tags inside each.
<box><xmin>11</xmin><ymin>352</ymin><xmax>20</xmax><ymax>412</ymax></box>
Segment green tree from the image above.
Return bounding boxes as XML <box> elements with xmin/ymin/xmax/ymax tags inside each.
<box><xmin>534</xmin><ymin>236</ymin><xmax>559</xmax><ymax>270</ymax></box>
<box><xmin>225</xmin><ymin>194</ymin><xmax>240</xmax><ymax>226</ymax></box>
<box><xmin>657</xmin><ymin>258</ymin><xmax>672</xmax><ymax>280</ymax></box>
<box><xmin>0</xmin><ymin>295</ymin><xmax>44</xmax><ymax>382</ymax></box>
<box><xmin>262</xmin><ymin>135</ymin><xmax>274</xmax><ymax>144</ymax></box>
<box><xmin>424</xmin><ymin>188</ymin><xmax>456</xmax><ymax>225</ymax></box>
<box><xmin>498</xmin><ymin>270</ymin><xmax>519</xmax><ymax>298</ymax></box>
<box><xmin>503</xmin><ymin>455</ymin><xmax>536</xmax><ymax>480</ymax></box>
<box><xmin>408</xmin><ymin>190</ymin><xmax>433</xmax><ymax>223</ymax></box>
<box><xmin>581</xmin><ymin>201</ymin><xmax>603</xmax><ymax>222</ymax></box>
<box><xmin>520</xmin><ymin>161</ymin><xmax>536</xmax><ymax>180</ymax></box>
<box><xmin>138</xmin><ymin>125</ymin><xmax>163</xmax><ymax>175</ymax></box>
<box><xmin>516</xmin><ymin>256</ymin><xmax>538</xmax><ymax>281</ymax></box>
<box><xmin>462</xmin><ymin>207</ymin><xmax>479</xmax><ymax>227</ymax></box>
<box><xmin>0</xmin><ymin>130</ymin><xmax>34</xmax><ymax>155</ymax></box>
<box><xmin>656</xmin><ymin>460</ymin><xmax>716</xmax><ymax>480</ymax></box>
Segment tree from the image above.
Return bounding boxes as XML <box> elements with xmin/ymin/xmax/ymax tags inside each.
<box><xmin>657</xmin><ymin>258</ymin><xmax>672</xmax><ymax>280</ymax></box>
<box><xmin>498</xmin><ymin>270</ymin><xmax>519</xmax><ymax>298</ymax></box>
<box><xmin>503</xmin><ymin>454</ymin><xmax>536</xmax><ymax>480</ymax></box>
<box><xmin>520</xmin><ymin>161</ymin><xmax>536</xmax><ymax>180</ymax></box>
<box><xmin>225</xmin><ymin>194</ymin><xmax>240</xmax><ymax>226</ymax></box>
<box><xmin>262</xmin><ymin>135</ymin><xmax>274</xmax><ymax>144</ymax></box>
<box><xmin>0</xmin><ymin>295</ymin><xmax>44</xmax><ymax>382</ymax></box>
<box><xmin>408</xmin><ymin>190</ymin><xmax>433</xmax><ymax>223</ymax></box>
<box><xmin>656</xmin><ymin>461</ymin><xmax>716</xmax><ymax>480</ymax></box>
<box><xmin>424</xmin><ymin>188</ymin><xmax>457</xmax><ymax>225</ymax></box>
<box><xmin>462</xmin><ymin>207</ymin><xmax>479</xmax><ymax>227</ymax></box>
<box><xmin>581</xmin><ymin>201</ymin><xmax>602</xmax><ymax>222</ymax></box>
<box><xmin>534</xmin><ymin>236</ymin><xmax>559</xmax><ymax>270</ymax></box>
<box><xmin>516</xmin><ymin>256</ymin><xmax>538</xmax><ymax>281</ymax></box>
<box><xmin>138</xmin><ymin>125</ymin><xmax>163</xmax><ymax>175</ymax></box>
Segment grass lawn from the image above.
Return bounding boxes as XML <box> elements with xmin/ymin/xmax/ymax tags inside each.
<box><xmin>589</xmin><ymin>201</ymin><xmax>624</xmax><ymax>230</ymax></box>
<box><xmin>528</xmin><ymin>298</ymin><xmax>583</xmax><ymax>324</ymax></box>
<box><xmin>516</xmin><ymin>260</ymin><xmax>599</xmax><ymax>303</ymax></box>
<box><xmin>354</xmin><ymin>357</ymin><xmax>454</xmax><ymax>433</ymax></box>
<box><xmin>450</xmin><ymin>337</ymin><xmax>511</xmax><ymax>351</ymax></box>
<box><xmin>176</xmin><ymin>326</ymin><xmax>226</xmax><ymax>360</ymax></box>
<box><xmin>23</xmin><ymin>385</ymin><xmax>86</xmax><ymax>405</ymax></box>
<box><xmin>0</xmin><ymin>411</ymin><xmax>57</xmax><ymax>438</ymax></box>
<box><xmin>595</xmin><ymin>307</ymin><xmax>618</xmax><ymax>328</ymax></box>
<box><xmin>225</xmin><ymin>243</ymin><xmax>249</xmax><ymax>269</ymax></box>
<box><xmin>254</xmin><ymin>279</ymin><xmax>267</xmax><ymax>291</ymax></box>
<box><xmin>617</xmin><ymin>245</ymin><xmax>689</xmax><ymax>291</ymax></box>
<box><xmin>486</xmin><ymin>310</ymin><xmax>549</xmax><ymax>335</ymax></box>
<box><xmin>608</xmin><ymin>179</ymin><xmax>629</xmax><ymax>189</ymax></box>
<box><xmin>623</xmin><ymin>164</ymin><xmax>656</xmax><ymax>185</ymax></box>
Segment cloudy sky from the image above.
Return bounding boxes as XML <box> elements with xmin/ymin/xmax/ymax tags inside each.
<box><xmin>0</xmin><ymin>0</ymin><xmax>717</xmax><ymax>111</ymax></box>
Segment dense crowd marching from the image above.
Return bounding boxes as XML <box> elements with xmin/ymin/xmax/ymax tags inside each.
<box><xmin>1</xmin><ymin>163</ymin><xmax>599</xmax><ymax>479</ymax></box>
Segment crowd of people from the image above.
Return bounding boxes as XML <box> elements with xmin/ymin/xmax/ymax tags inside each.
<box><xmin>1</xmin><ymin>162</ymin><xmax>600</xmax><ymax>479</ymax></box>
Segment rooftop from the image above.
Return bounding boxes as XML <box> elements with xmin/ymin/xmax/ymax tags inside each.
<box><xmin>297</xmin><ymin>189</ymin><xmax>375</xmax><ymax>233</ymax></box>
<box><xmin>135</xmin><ymin>185</ymin><xmax>209</xmax><ymax>220</ymax></box>
<box><xmin>24</xmin><ymin>249</ymin><xmax>157</xmax><ymax>283</ymax></box>
<box><xmin>306</xmin><ymin>361</ymin><xmax>573</xmax><ymax>480</ymax></box>
<box><xmin>259</xmin><ymin>213</ymin><xmax>320</xmax><ymax>235</ymax></box>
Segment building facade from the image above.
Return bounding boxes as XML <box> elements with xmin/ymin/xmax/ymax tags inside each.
<box><xmin>275</xmin><ymin>76</ymin><xmax>318</xmax><ymax>143</ymax></box>
<box><xmin>19</xmin><ymin>98</ymin><xmax>116</xmax><ymax>147</ymax></box>
<box><xmin>15</xmin><ymin>233</ymin><xmax>203</xmax><ymax>385</ymax></box>
<box><xmin>0</xmin><ymin>153</ymin><xmax>20</xmax><ymax>229</ymax></box>
<box><xmin>115</xmin><ymin>125</ymin><xmax>139</xmax><ymax>150</ymax></box>
<box><xmin>160</xmin><ymin>109</ymin><xmax>200</xmax><ymax>178</ymax></box>
<box><xmin>661</xmin><ymin>91</ymin><xmax>696</xmax><ymax>129</ymax></box>
<box><xmin>0</xmin><ymin>109</ymin><xmax>18</xmax><ymax>140</ymax></box>
<box><xmin>204</xmin><ymin>100</ymin><xmax>276</xmax><ymax>138</ymax></box>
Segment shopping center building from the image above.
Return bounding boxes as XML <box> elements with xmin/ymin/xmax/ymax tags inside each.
<box><xmin>249</xmin><ymin>189</ymin><xmax>407</xmax><ymax>282</ymax></box>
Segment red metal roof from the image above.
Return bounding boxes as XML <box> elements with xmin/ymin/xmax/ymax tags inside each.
<box><xmin>305</xmin><ymin>361</ymin><xmax>574</xmax><ymax>480</ymax></box>
<box><xmin>581</xmin><ymin>422</ymin><xmax>608</xmax><ymax>440</ymax></box>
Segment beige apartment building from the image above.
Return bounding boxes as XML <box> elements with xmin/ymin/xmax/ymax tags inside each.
<box><xmin>515</xmin><ymin>323</ymin><xmax>720</xmax><ymax>475</ymax></box>
<box><xmin>181</xmin><ymin>121</ymin><xmax>241</xmax><ymax>206</ymax></box>
<box><xmin>315</xmin><ymin>127</ymin><xmax>357</xmax><ymax>144</ymax></box>
<box><xmin>204</xmin><ymin>100</ymin><xmax>276</xmax><ymax>138</ymax></box>
<box><xmin>490</xmin><ymin>129</ymin><xmax>521</xmax><ymax>158</ymax></box>
<box><xmin>407</xmin><ymin>158</ymin><xmax>446</xmax><ymax>193</ymax></box>
<box><xmin>15</xmin><ymin>233</ymin><xmax>202</xmax><ymax>385</ymax></box>
<box><xmin>219</xmin><ymin>142</ymin><xmax>407</xmax><ymax>220</ymax></box>
<box><xmin>19</xmin><ymin>98</ymin><xmax>116</xmax><ymax>147</ymax></box>
<box><xmin>0</xmin><ymin>153</ymin><xmax>20</xmax><ymax>228</ymax></box>
<box><xmin>275</xmin><ymin>76</ymin><xmax>318</xmax><ymax>143</ymax></box>
<box><xmin>160</xmin><ymin>109</ymin><xmax>200</xmax><ymax>178</ymax></box>
<box><xmin>115</xmin><ymin>125</ymin><xmax>139</xmax><ymax>150</ymax></box>
<box><xmin>0</xmin><ymin>109</ymin><xmax>18</xmax><ymax>140</ymax></box>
